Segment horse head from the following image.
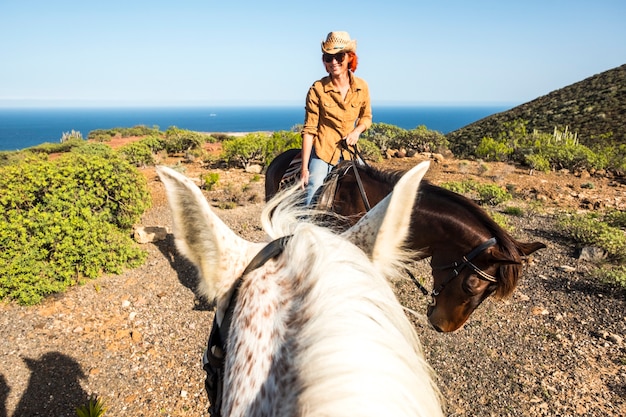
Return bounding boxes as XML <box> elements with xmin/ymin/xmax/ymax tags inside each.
<box><xmin>315</xmin><ymin>161</ymin><xmax>546</xmax><ymax>333</ymax></box>
<box><xmin>157</xmin><ymin>161</ymin><xmax>443</xmax><ymax>417</ymax></box>
<box><xmin>426</xmin><ymin>233</ymin><xmax>546</xmax><ymax>332</ymax></box>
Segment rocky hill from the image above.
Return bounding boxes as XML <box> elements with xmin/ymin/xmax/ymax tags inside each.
<box><xmin>447</xmin><ymin>63</ymin><xmax>626</xmax><ymax>157</ymax></box>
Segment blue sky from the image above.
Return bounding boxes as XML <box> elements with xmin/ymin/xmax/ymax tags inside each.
<box><xmin>1</xmin><ymin>0</ymin><xmax>625</xmax><ymax>108</ymax></box>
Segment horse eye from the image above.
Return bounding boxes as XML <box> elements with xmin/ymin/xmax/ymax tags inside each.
<box><xmin>461</xmin><ymin>277</ymin><xmax>479</xmax><ymax>295</ymax></box>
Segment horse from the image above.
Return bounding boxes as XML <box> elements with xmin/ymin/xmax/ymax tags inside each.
<box><xmin>264</xmin><ymin>150</ymin><xmax>546</xmax><ymax>332</ymax></box>
<box><xmin>157</xmin><ymin>162</ymin><xmax>444</xmax><ymax>417</ymax></box>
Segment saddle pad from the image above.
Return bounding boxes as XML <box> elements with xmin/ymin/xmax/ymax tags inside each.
<box><xmin>279</xmin><ymin>151</ymin><xmax>302</xmax><ymax>189</ymax></box>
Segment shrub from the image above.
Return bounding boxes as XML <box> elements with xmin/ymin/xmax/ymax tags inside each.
<box><xmin>361</xmin><ymin>122</ymin><xmax>407</xmax><ymax>153</ymax></box>
<box><xmin>593</xmin><ymin>265</ymin><xmax>626</xmax><ymax>288</ymax></box>
<box><xmin>440</xmin><ymin>180</ymin><xmax>511</xmax><ymax>206</ymax></box>
<box><xmin>202</xmin><ymin>172</ymin><xmax>220</xmax><ymax>190</ymax></box>
<box><xmin>557</xmin><ymin>213</ymin><xmax>626</xmax><ymax>261</ymax></box>
<box><xmin>475</xmin><ymin>183</ymin><xmax>512</xmax><ymax>206</ymax></box>
<box><xmin>390</xmin><ymin>125</ymin><xmax>448</xmax><ymax>154</ymax></box>
<box><xmin>502</xmin><ymin>206</ymin><xmax>524</xmax><ymax>216</ymax></box>
<box><xmin>265</xmin><ymin>130</ymin><xmax>302</xmax><ymax>165</ymax></box>
<box><xmin>222</xmin><ymin>133</ymin><xmax>268</xmax><ymax>169</ymax></box>
<box><xmin>0</xmin><ymin>147</ymin><xmax>150</xmax><ymax>305</ymax></box>
<box><xmin>117</xmin><ymin>141</ymin><xmax>155</xmax><ymax>167</ymax></box>
<box><xmin>356</xmin><ymin>139</ymin><xmax>382</xmax><ymax>162</ymax></box>
<box><xmin>163</xmin><ymin>127</ymin><xmax>208</xmax><ymax>154</ymax></box>
<box><xmin>476</xmin><ymin>136</ymin><xmax>514</xmax><ymax>161</ymax></box>
<box><xmin>605</xmin><ymin>210</ymin><xmax>626</xmax><ymax>228</ymax></box>
<box><xmin>87</xmin><ymin>125</ymin><xmax>160</xmax><ymax>141</ymax></box>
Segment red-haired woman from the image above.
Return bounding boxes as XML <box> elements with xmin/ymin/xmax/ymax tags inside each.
<box><xmin>300</xmin><ymin>31</ymin><xmax>372</xmax><ymax>205</ymax></box>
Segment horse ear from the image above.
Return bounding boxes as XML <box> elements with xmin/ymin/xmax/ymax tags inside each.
<box><xmin>157</xmin><ymin>166</ymin><xmax>261</xmax><ymax>302</ymax></box>
<box><xmin>343</xmin><ymin>161</ymin><xmax>430</xmax><ymax>271</ymax></box>
<box><xmin>518</xmin><ymin>241</ymin><xmax>547</xmax><ymax>256</ymax></box>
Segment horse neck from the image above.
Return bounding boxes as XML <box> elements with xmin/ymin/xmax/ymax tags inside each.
<box><xmin>222</xmin><ymin>225</ymin><xmax>441</xmax><ymax>417</ymax></box>
<box><xmin>412</xmin><ymin>186</ymin><xmax>494</xmax><ymax>256</ymax></box>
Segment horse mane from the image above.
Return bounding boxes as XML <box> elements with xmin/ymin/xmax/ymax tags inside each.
<box><xmin>345</xmin><ymin>161</ymin><xmax>525</xmax><ymax>298</ymax></box>
<box><xmin>417</xmin><ymin>181</ymin><xmax>525</xmax><ymax>298</ymax></box>
<box><xmin>252</xmin><ymin>183</ymin><xmax>442</xmax><ymax>416</ymax></box>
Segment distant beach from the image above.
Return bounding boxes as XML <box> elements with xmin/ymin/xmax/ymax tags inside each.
<box><xmin>0</xmin><ymin>105</ymin><xmax>510</xmax><ymax>151</ymax></box>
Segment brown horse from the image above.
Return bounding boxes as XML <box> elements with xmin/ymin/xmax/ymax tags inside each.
<box><xmin>265</xmin><ymin>150</ymin><xmax>546</xmax><ymax>332</ymax></box>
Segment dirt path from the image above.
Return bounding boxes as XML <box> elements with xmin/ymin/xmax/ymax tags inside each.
<box><xmin>1</xmin><ymin>153</ymin><xmax>625</xmax><ymax>416</ymax></box>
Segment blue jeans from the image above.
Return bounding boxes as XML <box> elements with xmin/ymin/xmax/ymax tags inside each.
<box><xmin>305</xmin><ymin>149</ymin><xmax>338</xmax><ymax>205</ymax></box>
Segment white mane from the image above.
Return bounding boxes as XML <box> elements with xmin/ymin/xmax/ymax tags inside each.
<box><xmin>156</xmin><ymin>162</ymin><xmax>443</xmax><ymax>417</ymax></box>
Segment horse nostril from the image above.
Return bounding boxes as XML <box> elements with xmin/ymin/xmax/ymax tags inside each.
<box><xmin>431</xmin><ymin>323</ymin><xmax>444</xmax><ymax>333</ymax></box>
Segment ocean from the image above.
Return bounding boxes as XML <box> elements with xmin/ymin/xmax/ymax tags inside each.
<box><xmin>0</xmin><ymin>105</ymin><xmax>510</xmax><ymax>151</ymax></box>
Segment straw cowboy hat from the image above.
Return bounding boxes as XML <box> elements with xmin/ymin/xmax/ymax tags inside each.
<box><xmin>321</xmin><ymin>31</ymin><xmax>357</xmax><ymax>54</ymax></box>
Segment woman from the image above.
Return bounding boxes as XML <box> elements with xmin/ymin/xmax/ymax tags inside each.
<box><xmin>301</xmin><ymin>31</ymin><xmax>372</xmax><ymax>205</ymax></box>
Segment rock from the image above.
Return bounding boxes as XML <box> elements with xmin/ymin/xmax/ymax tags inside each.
<box><xmin>557</xmin><ymin>265</ymin><xmax>576</xmax><ymax>273</ymax></box>
<box><xmin>245</xmin><ymin>164</ymin><xmax>263</xmax><ymax>174</ymax></box>
<box><xmin>578</xmin><ymin>246</ymin><xmax>606</xmax><ymax>262</ymax></box>
<box><xmin>608</xmin><ymin>333</ymin><xmax>623</xmax><ymax>345</ymax></box>
<box><xmin>134</xmin><ymin>226</ymin><xmax>168</xmax><ymax>244</ymax></box>
<box><xmin>431</xmin><ymin>153</ymin><xmax>445</xmax><ymax>163</ymax></box>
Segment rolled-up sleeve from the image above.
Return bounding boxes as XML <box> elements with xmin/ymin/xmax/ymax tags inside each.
<box><xmin>302</xmin><ymin>86</ymin><xmax>320</xmax><ymax>137</ymax></box>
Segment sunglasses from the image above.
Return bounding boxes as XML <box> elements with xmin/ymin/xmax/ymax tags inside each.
<box><xmin>323</xmin><ymin>52</ymin><xmax>346</xmax><ymax>63</ymax></box>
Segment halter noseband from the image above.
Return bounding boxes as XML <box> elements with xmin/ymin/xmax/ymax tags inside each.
<box><xmin>430</xmin><ymin>237</ymin><xmax>498</xmax><ymax>298</ymax></box>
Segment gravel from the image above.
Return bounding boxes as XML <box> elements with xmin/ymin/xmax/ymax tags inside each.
<box><xmin>1</xmin><ymin>161</ymin><xmax>625</xmax><ymax>417</ymax></box>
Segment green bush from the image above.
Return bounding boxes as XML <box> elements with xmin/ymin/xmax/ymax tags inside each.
<box><xmin>222</xmin><ymin>133</ymin><xmax>268</xmax><ymax>169</ymax></box>
<box><xmin>476</xmin><ymin>136</ymin><xmax>514</xmax><ymax>161</ymax></box>
<box><xmin>524</xmin><ymin>153</ymin><xmax>552</xmax><ymax>172</ymax></box>
<box><xmin>356</xmin><ymin>139</ymin><xmax>382</xmax><ymax>162</ymax></box>
<box><xmin>117</xmin><ymin>141</ymin><xmax>155</xmax><ymax>167</ymax></box>
<box><xmin>605</xmin><ymin>210</ymin><xmax>626</xmax><ymax>228</ymax></box>
<box><xmin>202</xmin><ymin>172</ymin><xmax>220</xmax><ymax>190</ymax></box>
<box><xmin>265</xmin><ymin>130</ymin><xmax>302</xmax><ymax>165</ymax></box>
<box><xmin>163</xmin><ymin>127</ymin><xmax>208</xmax><ymax>154</ymax></box>
<box><xmin>475</xmin><ymin>183</ymin><xmax>512</xmax><ymax>206</ymax></box>
<box><xmin>87</xmin><ymin>125</ymin><xmax>160</xmax><ymax>141</ymax></box>
<box><xmin>361</xmin><ymin>122</ymin><xmax>407</xmax><ymax>153</ymax></box>
<box><xmin>0</xmin><ymin>147</ymin><xmax>150</xmax><ymax>305</ymax></box>
<box><xmin>593</xmin><ymin>265</ymin><xmax>626</xmax><ymax>288</ymax></box>
<box><xmin>557</xmin><ymin>213</ymin><xmax>626</xmax><ymax>261</ymax></box>
<box><xmin>440</xmin><ymin>180</ymin><xmax>511</xmax><ymax>206</ymax></box>
<box><xmin>390</xmin><ymin>125</ymin><xmax>448</xmax><ymax>154</ymax></box>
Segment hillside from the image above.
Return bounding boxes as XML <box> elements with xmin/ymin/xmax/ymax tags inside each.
<box><xmin>447</xmin><ymin>63</ymin><xmax>626</xmax><ymax>157</ymax></box>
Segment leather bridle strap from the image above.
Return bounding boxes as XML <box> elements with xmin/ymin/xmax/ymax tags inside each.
<box><xmin>430</xmin><ymin>237</ymin><xmax>498</xmax><ymax>297</ymax></box>
<box><xmin>340</xmin><ymin>141</ymin><xmax>371</xmax><ymax>211</ymax></box>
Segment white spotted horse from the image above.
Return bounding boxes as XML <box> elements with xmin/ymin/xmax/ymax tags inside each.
<box><xmin>157</xmin><ymin>162</ymin><xmax>443</xmax><ymax>417</ymax></box>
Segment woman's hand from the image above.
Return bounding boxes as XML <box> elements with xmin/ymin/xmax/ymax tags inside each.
<box><xmin>300</xmin><ymin>168</ymin><xmax>309</xmax><ymax>189</ymax></box>
<box><xmin>344</xmin><ymin>129</ymin><xmax>361</xmax><ymax>146</ymax></box>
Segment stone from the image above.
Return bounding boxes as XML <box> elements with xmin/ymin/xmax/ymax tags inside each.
<box><xmin>245</xmin><ymin>164</ymin><xmax>263</xmax><ymax>174</ymax></box>
<box><xmin>134</xmin><ymin>226</ymin><xmax>168</xmax><ymax>244</ymax></box>
<box><xmin>578</xmin><ymin>246</ymin><xmax>606</xmax><ymax>262</ymax></box>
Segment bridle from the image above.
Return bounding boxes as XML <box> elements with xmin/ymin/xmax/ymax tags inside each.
<box><xmin>429</xmin><ymin>237</ymin><xmax>498</xmax><ymax>299</ymax></box>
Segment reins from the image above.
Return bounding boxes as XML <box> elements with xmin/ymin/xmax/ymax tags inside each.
<box><xmin>430</xmin><ymin>237</ymin><xmax>498</xmax><ymax>298</ymax></box>
<box><xmin>340</xmin><ymin>140</ymin><xmax>371</xmax><ymax>211</ymax></box>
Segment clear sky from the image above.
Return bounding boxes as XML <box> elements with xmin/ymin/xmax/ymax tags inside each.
<box><xmin>1</xmin><ymin>0</ymin><xmax>625</xmax><ymax>108</ymax></box>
